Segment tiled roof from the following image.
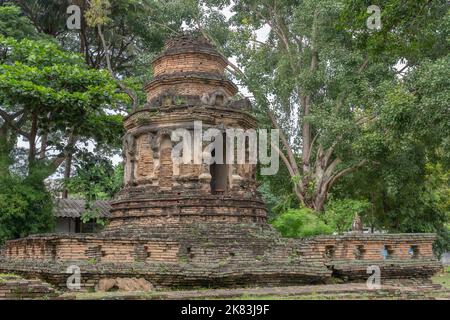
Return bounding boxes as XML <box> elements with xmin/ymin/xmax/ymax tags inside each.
<box><xmin>54</xmin><ymin>199</ymin><xmax>111</xmax><ymax>218</ymax></box>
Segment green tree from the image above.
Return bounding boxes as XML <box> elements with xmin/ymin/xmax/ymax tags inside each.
<box><xmin>0</xmin><ymin>17</ymin><xmax>125</xmax><ymax>241</ymax></box>
<box><xmin>204</xmin><ymin>0</ymin><xmax>449</xmax><ymax>212</ymax></box>
<box><xmin>10</xmin><ymin>0</ymin><xmax>200</xmax><ymax>79</ymax></box>
<box><xmin>329</xmin><ymin>55</ymin><xmax>449</xmax><ymax>253</ymax></box>
<box><xmin>0</xmin><ymin>4</ymin><xmax>39</xmax><ymax>40</ymax></box>
<box><xmin>0</xmin><ymin>35</ymin><xmax>126</xmax><ymax>179</ymax></box>
<box><xmin>0</xmin><ymin>174</ymin><xmax>54</xmax><ymax>244</ymax></box>
<box><xmin>65</xmin><ymin>153</ymin><xmax>123</xmax><ymax>201</ymax></box>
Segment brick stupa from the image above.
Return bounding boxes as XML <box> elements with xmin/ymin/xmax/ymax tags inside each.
<box><xmin>0</xmin><ymin>33</ymin><xmax>441</xmax><ymax>290</ymax></box>
<box><xmin>108</xmin><ymin>34</ymin><xmax>266</xmax><ymax>231</ymax></box>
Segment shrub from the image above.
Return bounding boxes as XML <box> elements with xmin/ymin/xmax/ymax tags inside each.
<box><xmin>271</xmin><ymin>208</ymin><xmax>333</xmax><ymax>238</ymax></box>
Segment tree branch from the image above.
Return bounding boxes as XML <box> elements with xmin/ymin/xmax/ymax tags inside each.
<box><xmin>97</xmin><ymin>24</ymin><xmax>138</xmax><ymax>111</ymax></box>
<box><xmin>0</xmin><ymin>109</ymin><xmax>30</xmax><ymax>138</ymax></box>
<box><xmin>327</xmin><ymin>159</ymin><xmax>367</xmax><ymax>189</ymax></box>
<box><xmin>304</xmin><ymin>131</ymin><xmax>319</xmax><ymax>165</ymax></box>
<box><xmin>267</xmin><ymin>108</ymin><xmax>300</xmax><ymax>177</ymax></box>
<box><xmin>48</xmin><ymin>132</ymin><xmax>78</xmax><ymax>171</ymax></box>
<box><xmin>335</xmin><ymin>56</ymin><xmax>370</xmax><ymax>110</ymax></box>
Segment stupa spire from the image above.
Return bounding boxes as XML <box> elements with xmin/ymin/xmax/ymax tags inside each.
<box><xmin>144</xmin><ymin>32</ymin><xmax>238</xmax><ymax>106</ymax></box>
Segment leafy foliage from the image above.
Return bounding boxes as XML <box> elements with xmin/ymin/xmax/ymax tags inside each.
<box><xmin>0</xmin><ymin>4</ymin><xmax>39</xmax><ymax>40</ymax></box>
<box><xmin>0</xmin><ymin>173</ymin><xmax>54</xmax><ymax>244</ymax></box>
<box><xmin>11</xmin><ymin>0</ymin><xmax>200</xmax><ymax>80</ymax></box>
<box><xmin>271</xmin><ymin>208</ymin><xmax>333</xmax><ymax>238</ymax></box>
<box><xmin>0</xmin><ymin>35</ymin><xmax>126</xmax><ymax>178</ymax></box>
<box><xmin>65</xmin><ymin>153</ymin><xmax>123</xmax><ymax>201</ymax></box>
<box><xmin>65</xmin><ymin>153</ymin><xmax>123</xmax><ymax>225</ymax></box>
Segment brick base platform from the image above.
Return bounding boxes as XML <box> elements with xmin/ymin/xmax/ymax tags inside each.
<box><xmin>0</xmin><ymin>223</ymin><xmax>442</xmax><ymax>291</ymax></box>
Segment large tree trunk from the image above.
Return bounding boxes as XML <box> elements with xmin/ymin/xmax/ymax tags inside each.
<box><xmin>0</xmin><ymin>126</ymin><xmax>14</xmax><ymax>177</ymax></box>
<box><xmin>28</xmin><ymin>113</ymin><xmax>38</xmax><ymax>174</ymax></box>
<box><xmin>39</xmin><ymin>132</ymin><xmax>47</xmax><ymax>160</ymax></box>
<box><xmin>62</xmin><ymin>151</ymin><xmax>73</xmax><ymax>199</ymax></box>
<box><xmin>313</xmin><ymin>191</ymin><xmax>327</xmax><ymax>212</ymax></box>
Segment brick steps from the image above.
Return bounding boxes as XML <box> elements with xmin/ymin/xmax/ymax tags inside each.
<box><xmin>0</xmin><ymin>277</ymin><xmax>58</xmax><ymax>300</ymax></box>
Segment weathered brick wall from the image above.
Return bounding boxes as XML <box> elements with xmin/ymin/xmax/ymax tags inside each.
<box><xmin>107</xmin><ymin>216</ymin><xmax>267</xmax><ymax>231</ymax></box>
<box><xmin>125</xmin><ymin>105</ymin><xmax>257</xmax><ymax>131</ymax></box>
<box><xmin>108</xmin><ymin>196</ymin><xmax>268</xmax><ymax>229</ymax></box>
<box><xmin>159</xmin><ymin>140</ymin><xmax>173</xmax><ymax>189</ymax></box>
<box><xmin>1</xmin><ymin>230</ymin><xmax>437</xmax><ymax>265</ymax></box>
<box><xmin>135</xmin><ymin>134</ymin><xmax>155</xmax><ymax>181</ymax></box>
<box><xmin>3</xmin><ymin>236</ymin><xmax>179</xmax><ymax>263</ymax></box>
<box><xmin>178</xmin><ymin>163</ymin><xmax>202</xmax><ymax>178</ymax></box>
<box><xmin>153</xmin><ymin>52</ymin><xmax>226</xmax><ymax>77</ymax></box>
<box><xmin>4</xmin><ymin>238</ymin><xmax>56</xmax><ymax>260</ymax></box>
<box><xmin>146</xmin><ymin>33</ymin><xmax>233</xmax><ymax>104</ymax></box>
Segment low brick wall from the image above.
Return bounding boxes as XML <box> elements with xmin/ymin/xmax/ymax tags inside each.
<box><xmin>312</xmin><ymin>234</ymin><xmax>436</xmax><ymax>261</ymax></box>
<box><xmin>0</xmin><ymin>225</ymin><xmax>442</xmax><ymax>290</ymax></box>
<box><xmin>2</xmin><ymin>235</ymin><xmax>179</xmax><ymax>263</ymax></box>
<box><xmin>310</xmin><ymin>234</ymin><xmax>441</xmax><ymax>281</ymax></box>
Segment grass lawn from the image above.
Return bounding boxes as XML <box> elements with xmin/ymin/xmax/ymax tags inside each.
<box><xmin>432</xmin><ymin>266</ymin><xmax>450</xmax><ymax>289</ymax></box>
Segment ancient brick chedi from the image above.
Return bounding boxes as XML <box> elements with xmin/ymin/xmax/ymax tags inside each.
<box><xmin>109</xmin><ymin>34</ymin><xmax>266</xmax><ymax>231</ymax></box>
<box><xmin>0</xmin><ymin>34</ymin><xmax>442</xmax><ymax>290</ymax></box>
